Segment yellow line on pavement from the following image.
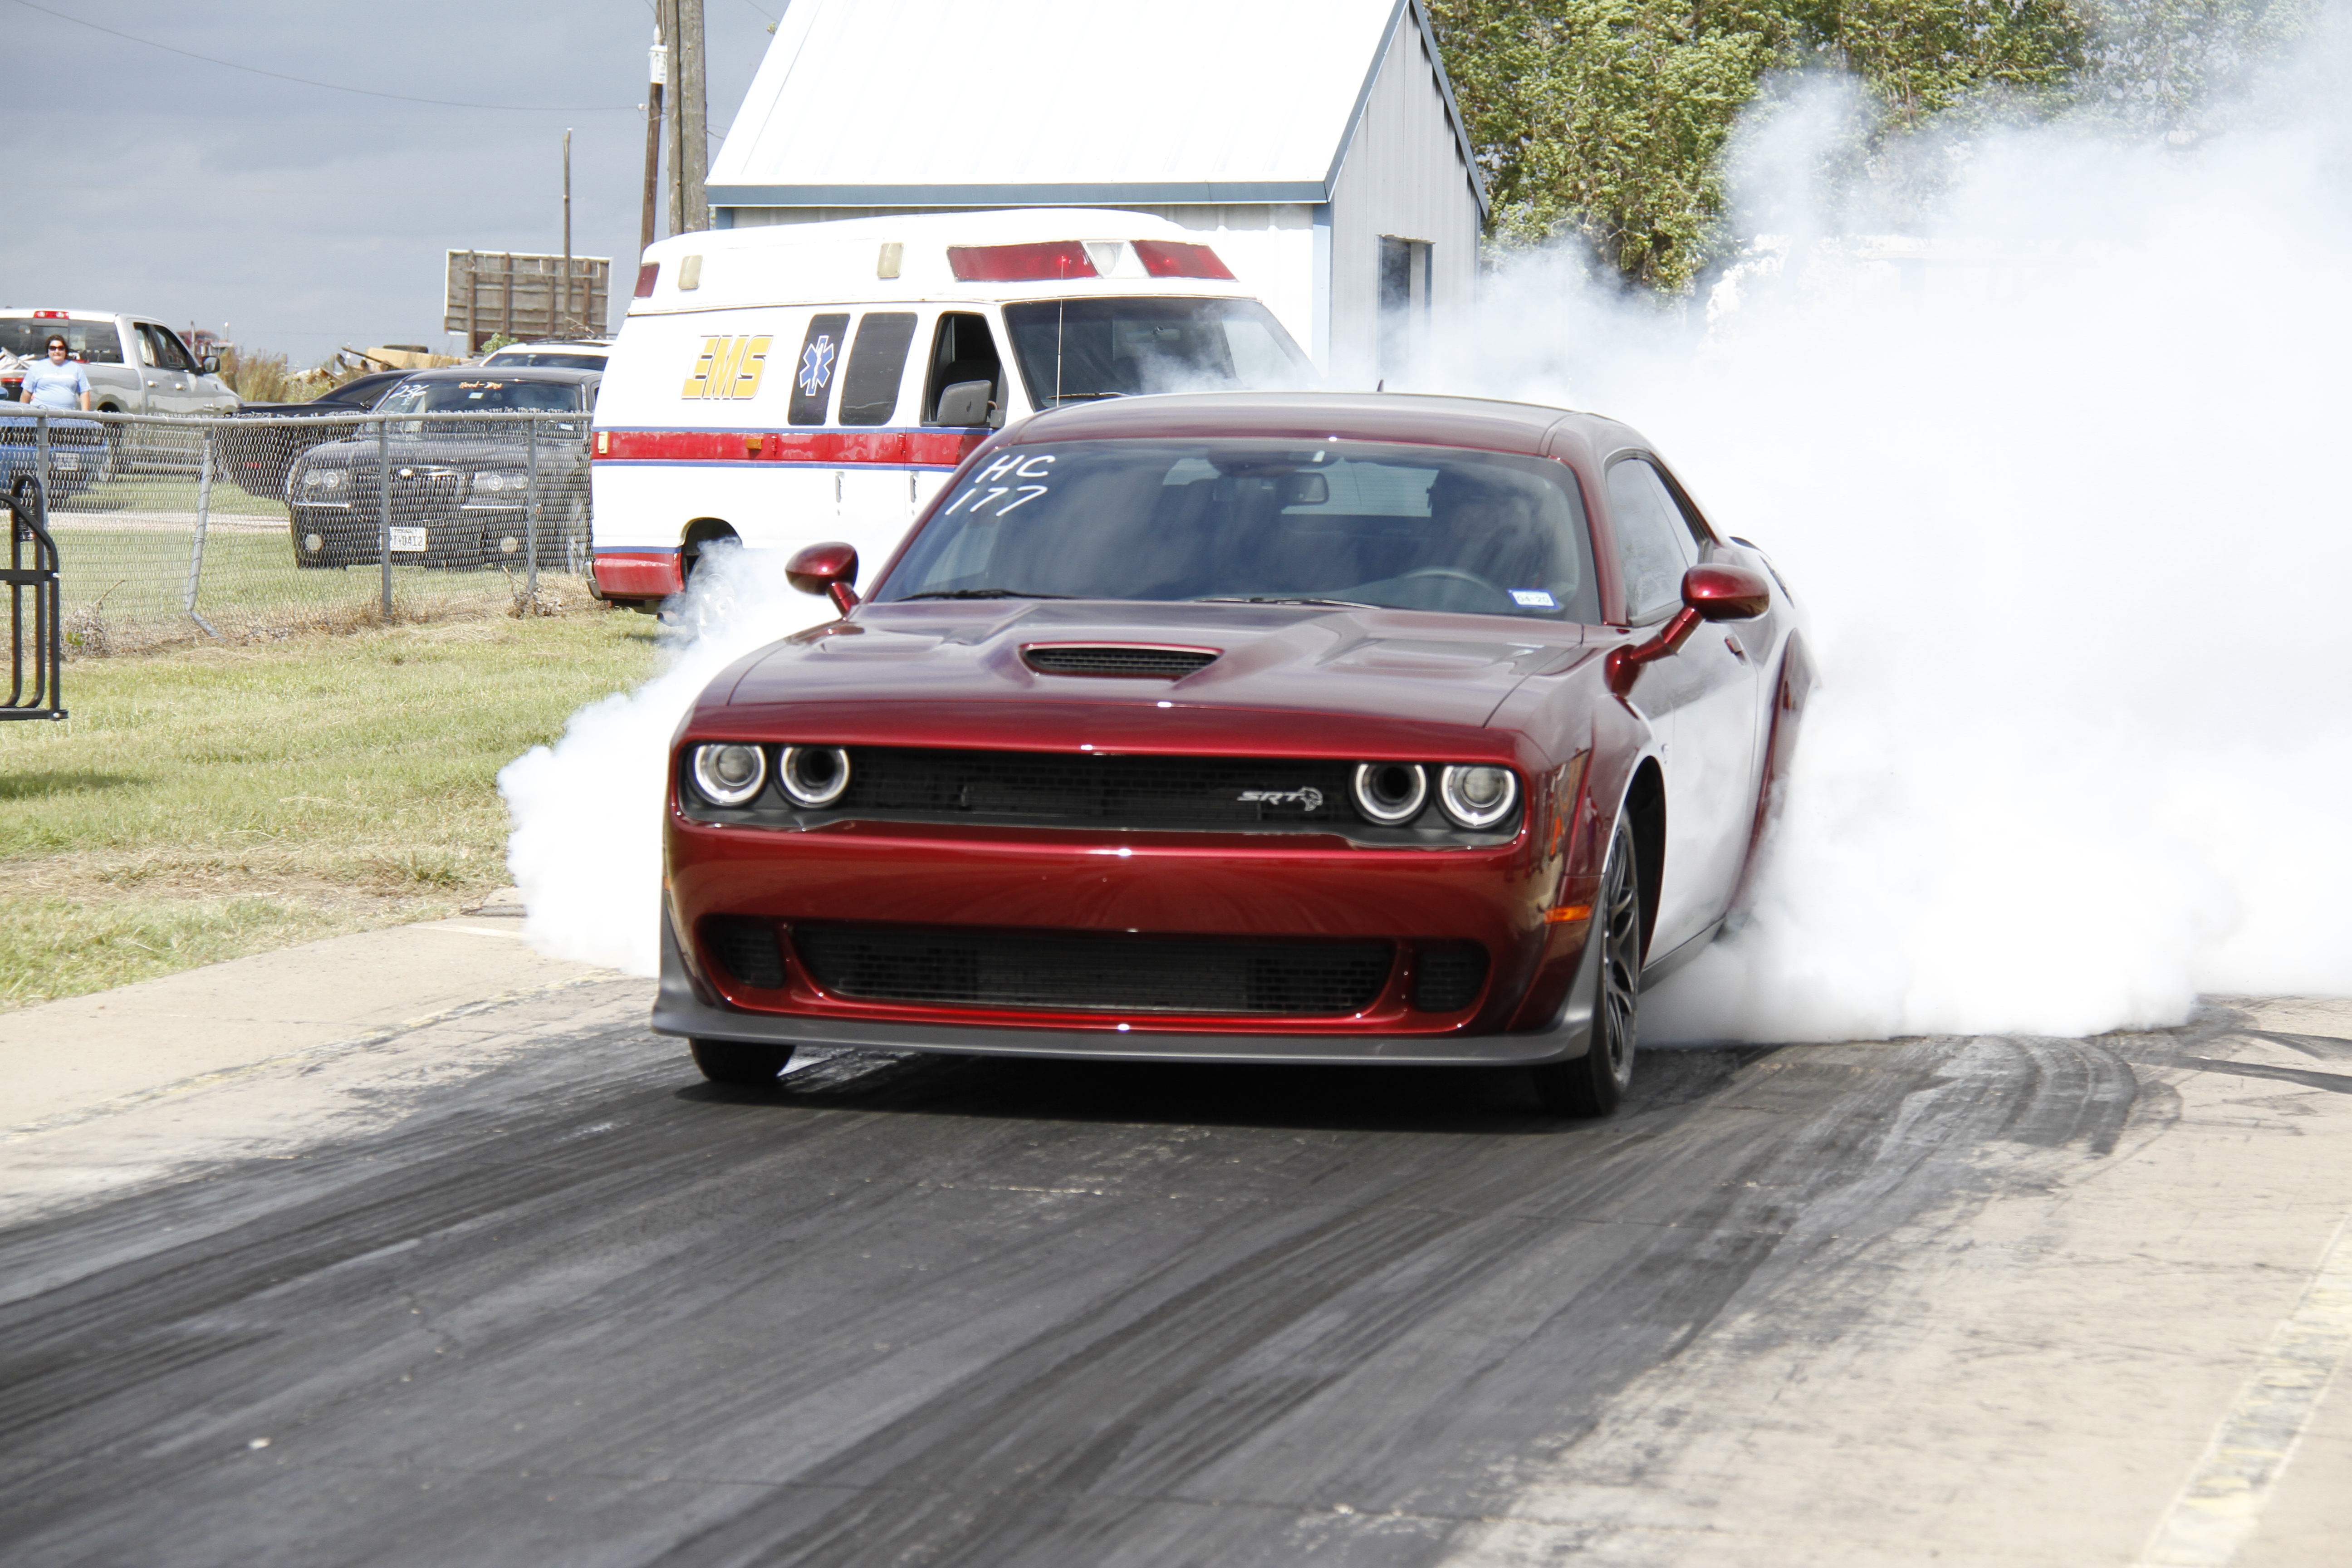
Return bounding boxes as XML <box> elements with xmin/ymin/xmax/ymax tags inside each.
<box><xmin>2135</xmin><ymin>1214</ymin><xmax>2352</xmax><ymax>1566</ymax></box>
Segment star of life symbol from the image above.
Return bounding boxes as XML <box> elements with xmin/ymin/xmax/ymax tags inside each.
<box><xmin>798</xmin><ymin>335</ymin><xmax>837</xmax><ymax>397</ymax></box>
<box><xmin>1238</xmin><ymin>787</ymin><xmax>1324</xmax><ymax>810</ymax></box>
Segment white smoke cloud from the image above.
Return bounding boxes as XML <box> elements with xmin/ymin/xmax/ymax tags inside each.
<box><xmin>499</xmin><ymin>548</ymin><xmax>833</xmax><ymax>975</ymax></box>
<box><xmin>503</xmin><ymin>22</ymin><xmax>2352</xmax><ymax>1040</ymax></box>
<box><xmin>1422</xmin><ymin>34</ymin><xmax>2352</xmax><ymax>1040</ymax></box>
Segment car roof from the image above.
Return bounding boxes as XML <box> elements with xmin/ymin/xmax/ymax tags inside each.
<box><xmin>397</xmin><ymin>365</ymin><xmax>601</xmax><ymax>385</ymax></box>
<box><xmin>1003</xmin><ymin>391</ymin><xmax>1649</xmax><ymax>465</ymax></box>
<box><xmin>483</xmin><ymin>341</ymin><xmax>611</xmax><ymax>354</ymax></box>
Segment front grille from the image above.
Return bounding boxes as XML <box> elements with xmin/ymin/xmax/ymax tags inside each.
<box><xmin>839</xmin><ymin>749</ymin><xmax>1355</xmax><ymax>828</ymax></box>
<box><xmin>793</xmin><ymin>926</ymin><xmax>1394</xmax><ymax>1016</ymax></box>
<box><xmin>1413</xmin><ymin>943</ymin><xmax>1490</xmax><ymax>1012</ymax></box>
<box><xmin>1024</xmin><ymin>645</ymin><xmax>1220</xmax><ymax>677</ymax></box>
<box><xmin>703</xmin><ymin>916</ymin><xmax>786</xmax><ymax>989</ymax></box>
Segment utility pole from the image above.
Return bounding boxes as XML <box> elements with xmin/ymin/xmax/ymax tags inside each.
<box><xmin>561</xmin><ymin>128</ymin><xmax>573</xmax><ymax>336</ymax></box>
<box><xmin>641</xmin><ymin>29</ymin><xmax>666</xmax><ymax>260</ymax></box>
<box><xmin>678</xmin><ymin>0</ymin><xmax>707</xmax><ymax>233</ymax></box>
<box><xmin>660</xmin><ymin>0</ymin><xmax>707</xmax><ymax>237</ymax></box>
<box><xmin>661</xmin><ymin>0</ymin><xmax>681</xmax><ymax>237</ymax></box>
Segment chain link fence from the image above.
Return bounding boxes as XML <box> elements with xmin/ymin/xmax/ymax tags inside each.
<box><xmin>0</xmin><ymin>408</ymin><xmax>596</xmax><ymax>656</ymax></box>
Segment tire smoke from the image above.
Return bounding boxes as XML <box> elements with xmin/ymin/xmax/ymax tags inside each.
<box><xmin>1425</xmin><ymin>44</ymin><xmax>2352</xmax><ymax>1039</ymax></box>
<box><xmin>500</xmin><ymin>548</ymin><xmax>832</xmax><ymax>975</ymax></box>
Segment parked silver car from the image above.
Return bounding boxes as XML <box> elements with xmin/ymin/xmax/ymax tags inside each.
<box><xmin>0</xmin><ymin>310</ymin><xmax>238</xmax><ymax>415</ymax></box>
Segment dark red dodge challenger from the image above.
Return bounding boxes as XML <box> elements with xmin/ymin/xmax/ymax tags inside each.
<box><xmin>655</xmin><ymin>392</ymin><xmax>1811</xmax><ymax>1116</ymax></box>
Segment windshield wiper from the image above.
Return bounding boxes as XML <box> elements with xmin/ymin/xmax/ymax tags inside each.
<box><xmin>898</xmin><ymin>588</ymin><xmax>1076</xmax><ymax>601</ymax></box>
<box><xmin>1194</xmin><ymin>595</ymin><xmax>1376</xmax><ymax>609</ymax></box>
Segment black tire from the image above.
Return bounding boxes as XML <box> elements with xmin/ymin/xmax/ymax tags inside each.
<box><xmin>1531</xmin><ymin>817</ymin><xmax>1642</xmax><ymax>1117</ymax></box>
<box><xmin>689</xmin><ymin>1039</ymin><xmax>794</xmax><ymax>1086</ymax></box>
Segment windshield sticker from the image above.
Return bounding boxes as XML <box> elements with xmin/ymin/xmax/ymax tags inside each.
<box><xmin>681</xmin><ymin>335</ymin><xmax>772</xmax><ymax>400</ymax></box>
<box><xmin>1509</xmin><ymin>589</ymin><xmax>1558</xmax><ymax>608</ymax></box>
<box><xmin>945</xmin><ymin>453</ymin><xmax>1056</xmax><ymax>518</ymax></box>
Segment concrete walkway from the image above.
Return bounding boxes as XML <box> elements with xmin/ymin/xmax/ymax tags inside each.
<box><xmin>0</xmin><ymin>895</ymin><xmax>649</xmax><ymax>1217</ymax></box>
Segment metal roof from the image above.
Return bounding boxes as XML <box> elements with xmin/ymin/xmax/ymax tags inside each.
<box><xmin>706</xmin><ymin>0</ymin><xmax>1485</xmax><ymax>216</ymax></box>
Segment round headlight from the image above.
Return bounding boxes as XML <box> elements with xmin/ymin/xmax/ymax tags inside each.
<box><xmin>778</xmin><ymin>745</ymin><xmax>851</xmax><ymax>808</ymax></box>
<box><xmin>691</xmin><ymin>743</ymin><xmax>767</xmax><ymax>807</ymax></box>
<box><xmin>1351</xmin><ymin>762</ymin><xmax>1428</xmax><ymax>825</ymax></box>
<box><xmin>301</xmin><ymin>468</ymin><xmax>344</xmax><ymax>492</ymax></box>
<box><xmin>1438</xmin><ymin>764</ymin><xmax>1519</xmax><ymax>829</ymax></box>
<box><xmin>474</xmin><ymin>471</ymin><xmax>507</xmax><ymax>493</ymax></box>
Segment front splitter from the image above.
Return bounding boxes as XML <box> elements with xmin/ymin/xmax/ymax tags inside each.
<box><xmin>650</xmin><ymin>908</ymin><xmax>1599</xmax><ymax>1068</ymax></box>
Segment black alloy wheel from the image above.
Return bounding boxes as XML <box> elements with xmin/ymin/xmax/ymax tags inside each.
<box><xmin>1532</xmin><ymin>817</ymin><xmax>1642</xmax><ymax>1117</ymax></box>
<box><xmin>689</xmin><ymin>1038</ymin><xmax>795</xmax><ymax>1086</ymax></box>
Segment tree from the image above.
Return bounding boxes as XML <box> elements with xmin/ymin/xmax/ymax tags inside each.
<box><xmin>1428</xmin><ymin>0</ymin><xmax>2088</xmax><ymax>292</ymax></box>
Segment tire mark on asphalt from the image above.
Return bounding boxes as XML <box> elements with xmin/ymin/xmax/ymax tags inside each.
<box><xmin>0</xmin><ymin>1028</ymin><xmax>2176</xmax><ymax>1568</ymax></box>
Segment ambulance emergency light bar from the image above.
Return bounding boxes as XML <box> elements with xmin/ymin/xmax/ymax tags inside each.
<box><xmin>945</xmin><ymin>239</ymin><xmax>1235</xmax><ymax>283</ymax></box>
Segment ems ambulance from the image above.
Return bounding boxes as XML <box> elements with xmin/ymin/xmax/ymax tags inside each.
<box><xmin>589</xmin><ymin>210</ymin><xmax>1314</xmax><ymax>610</ymax></box>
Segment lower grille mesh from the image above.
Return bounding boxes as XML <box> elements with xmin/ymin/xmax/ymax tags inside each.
<box><xmin>703</xmin><ymin>916</ymin><xmax>786</xmax><ymax>989</ymax></box>
<box><xmin>793</xmin><ymin>926</ymin><xmax>1393</xmax><ymax>1016</ymax></box>
<box><xmin>1413</xmin><ymin>943</ymin><xmax>1491</xmax><ymax>1012</ymax></box>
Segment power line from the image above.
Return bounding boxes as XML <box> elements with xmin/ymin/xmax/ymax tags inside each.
<box><xmin>6</xmin><ymin>0</ymin><xmax>637</xmax><ymax>112</ymax></box>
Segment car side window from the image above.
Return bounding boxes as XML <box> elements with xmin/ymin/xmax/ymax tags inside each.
<box><xmin>839</xmin><ymin>312</ymin><xmax>917</xmax><ymax>426</ymax></box>
<box><xmin>925</xmin><ymin>312</ymin><xmax>1003</xmax><ymax>424</ymax></box>
<box><xmin>140</xmin><ymin>325</ymin><xmax>192</xmax><ymax>372</ymax></box>
<box><xmin>1606</xmin><ymin>458</ymin><xmax>1695</xmax><ymax>623</ymax></box>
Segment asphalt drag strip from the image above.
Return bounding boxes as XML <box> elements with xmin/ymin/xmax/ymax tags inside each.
<box><xmin>0</xmin><ymin>990</ymin><xmax>2347</xmax><ymax>1567</ymax></box>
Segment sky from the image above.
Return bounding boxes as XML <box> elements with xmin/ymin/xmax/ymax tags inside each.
<box><xmin>0</xmin><ymin>0</ymin><xmax>780</xmax><ymax>361</ymax></box>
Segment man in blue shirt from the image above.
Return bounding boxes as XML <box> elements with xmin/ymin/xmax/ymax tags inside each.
<box><xmin>21</xmin><ymin>336</ymin><xmax>93</xmax><ymax>411</ymax></box>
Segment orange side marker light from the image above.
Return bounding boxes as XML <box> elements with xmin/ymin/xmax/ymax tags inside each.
<box><xmin>1544</xmin><ymin>904</ymin><xmax>1593</xmax><ymax>924</ymax></box>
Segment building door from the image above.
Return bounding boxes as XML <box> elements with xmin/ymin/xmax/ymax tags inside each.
<box><xmin>1377</xmin><ymin>236</ymin><xmax>1430</xmax><ymax>383</ymax></box>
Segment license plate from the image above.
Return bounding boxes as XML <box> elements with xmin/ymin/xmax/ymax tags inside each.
<box><xmin>388</xmin><ymin>527</ymin><xmax>428</xmax><ymax>553</ymax></box>
<box><xmin>54</xmin><ymin>454</ymin><xmax>79</xmax><ymax>470</ymax></box>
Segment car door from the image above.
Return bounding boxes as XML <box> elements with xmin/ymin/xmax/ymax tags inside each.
<box><xmin>1605</xmin><ymin>454</ymin><xmax>1761</xmax><ymax>963</ymax></box>
<box><xmin>134</xmin><ymin>323</ymin><xmax>199</xmax><ymax>415</ymax></box>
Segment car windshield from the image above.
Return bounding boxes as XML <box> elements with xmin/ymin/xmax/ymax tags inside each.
<box><xmin>484</xmin><ymin>351</ymin><xmax>606</xmax><ymax>370</ymax></box>
<box><xmin>373</xmin><ymin>378</ymin><xmax>586</xmax><ymax>434</ymax></box>
<box><xmin>1001</xmin><ymin>299</ymin><xmax>1313</xmax><ymax>409</ymax></box>
<box><xmin>876</xmin><ymin>440</ymin><xmax>1600</xmax><ymax>622</ymax></box>
<box><xmin>377</xmin><ymin>379</ymin><xmax>581</xmax><ymax>414</ymax></box>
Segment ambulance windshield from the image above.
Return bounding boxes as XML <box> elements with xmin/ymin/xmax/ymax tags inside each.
<box><xmin>1001</xmin><ymin>299</ymin><xmax>1315</xmax><ymax>408</ymax></box>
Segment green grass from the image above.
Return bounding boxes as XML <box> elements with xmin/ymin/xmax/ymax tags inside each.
<box><xmin>0</xmin><ymin>610</ymin><xmax>665</xmax><ymax>1010</ymax></box>
<box><xmin>50</xmin><ymin>524</ymin><xmax>586</xmax><ymax>654</ymax></box>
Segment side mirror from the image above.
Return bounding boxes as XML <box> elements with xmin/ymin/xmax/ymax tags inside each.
<box><xmin>934</xmin><ymin>379</ymin><xmax>993</xmax><ymax>427</ymax></box>
<box><xmin>199</xmin><ymin>354</ymin><xmax>221</xmax><ymax>376</ymax></box>
<box><xmin>786</xmin><ymin>540</ymin><xmax>861</xmax><ymax>614</ymax></box>
<box><xmin>1681</xmin><ymin>563</ymin><xmax>1772</xmax><ymax>621</ymax></box>
<box><xmin>1606</xmin><ymin>562</ymin><xmax>1774</xmax><ymax>696</ymax></box>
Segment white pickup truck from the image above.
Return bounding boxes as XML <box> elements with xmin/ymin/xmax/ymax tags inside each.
<box><xmin>0</xmin><ymin>309</ymin><xmax>238</xmax><ymax>414</ymax></box>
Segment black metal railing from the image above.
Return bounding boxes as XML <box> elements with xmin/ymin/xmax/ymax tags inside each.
<box><xmin>3</xmin><ymin>480</ymin><xmax>64</xmax><ymax>720</ymax></box>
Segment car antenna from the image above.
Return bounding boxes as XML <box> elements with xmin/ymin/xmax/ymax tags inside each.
<box><xmin>1376</xmin><ymin>379</ymin><xmax>1385</xmax><ymax>392</ymax></box>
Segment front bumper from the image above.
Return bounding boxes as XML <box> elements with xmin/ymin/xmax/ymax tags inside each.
<box><xmin>651</xmin><ymin>905</ymin><xmax>1601</xmax><ymax>1067</ymax></box>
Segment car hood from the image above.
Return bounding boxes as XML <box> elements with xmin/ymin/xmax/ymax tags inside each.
<box><xmin>722</xmin><ymin>600</ymin><xmax>1588</xmax><ymax>733</ymax></box>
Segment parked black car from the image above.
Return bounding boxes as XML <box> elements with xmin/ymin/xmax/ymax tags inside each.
<box><xmin>284</xmin><ymin>368</ymin><xmax>597</xmax><ymax>571</ymax></box>
<box><xmin>220</xmin><ymin>370</ymin><xmax>414</xmax><ymax>502</ymax></box>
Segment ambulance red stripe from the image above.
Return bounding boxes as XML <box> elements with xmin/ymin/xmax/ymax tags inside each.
<box><xmin>594</xmin><ymin>429</ymin><xmax>987</xmax><ymax>466</ymax></box>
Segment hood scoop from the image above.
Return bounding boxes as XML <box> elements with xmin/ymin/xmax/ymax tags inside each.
<box><xmin>1022</xmin><ymin>643</ymin><xmax>1220</xmax><ymax>678</ymax></box>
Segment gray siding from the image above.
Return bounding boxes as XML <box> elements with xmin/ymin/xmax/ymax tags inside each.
<box><xmin>1323</xmin><ymin>20</ymin><xmax>1483</xmax><ymax>386</ymax></box>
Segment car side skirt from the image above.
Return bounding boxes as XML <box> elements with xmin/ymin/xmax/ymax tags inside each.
<box><xmin>651</xmin><ymin>906</ymin><xmax>1601</xmax><ymax>1068</ymax></box>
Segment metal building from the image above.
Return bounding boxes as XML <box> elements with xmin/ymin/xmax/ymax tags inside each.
<box><xmin>704</xmin><ymin>0</ymin><xmax>1486</xmax><ymax>386</ymax></box>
